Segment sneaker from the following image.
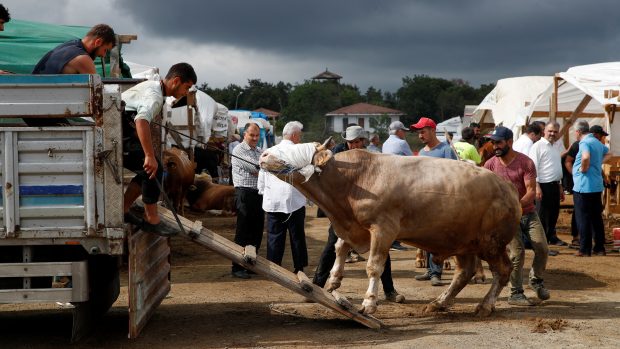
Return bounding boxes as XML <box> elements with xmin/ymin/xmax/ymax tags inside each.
<box><xmin>529</xmin><ymin>282</ymin><xmax>550</xmax><ymax>300</ymax></box>
<box><xmin>390</xmin><ymin>241</ymin><xmax>409</xmax><ymax>251</ymax></box>
<box><xmin>385</xmin><ymin>290</ymin><xmax>405</xmax><ymax>303</ymax></box>
<box><xmin>548</xmin><ymin>250</ymin><xmax>559</xmax><ymax>256</ymax></box>
<box><xmin>575</xmin><ymin>251</ymin><xmax>591</xmax><ymax>257</ymax></box>
<box><xmin>594</xmin><ymin>251</ymin><xmax>607</xmax><ymax>256</ymax></box>
<box><xmin>430</xmin><ymin>276</ymin><xmax>442</xmax><ymax>286</ymax></box>
<box><xmin>415</xmin><ymin>273</ymin><xmax>431</xmax><ymax>281</ymax></box>
<box><xmin>507</xmin><ymin>293</ymin><xmax>533</xmax><ymax>306</ymax></box>
<box><xmin>569</xmin><ymin>240</ymin><xmax>580</xmax><ymax>249</ymax></box>
<box><xmin>231</xmin><ymin>270</ymin><xmax>251</xmax><ymax>279</ymax></box>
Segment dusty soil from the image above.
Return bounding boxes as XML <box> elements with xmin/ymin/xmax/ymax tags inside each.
<box><xmin>1</xmin><ymin>204</ymin><xmax>620</xmax><ymax>348</ymax></box>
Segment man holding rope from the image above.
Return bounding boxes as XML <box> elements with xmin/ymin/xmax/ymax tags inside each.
<box><xmin>122</xmin><ymin>63</ymin><xmax>197</xmax><ymax>236</ymax></box>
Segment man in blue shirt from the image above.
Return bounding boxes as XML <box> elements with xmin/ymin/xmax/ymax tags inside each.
<box><xmin>410</xmin><ymin>117</ymin><xmax>457</xmax><ymax>286</ymax></box>
<box><xmin>572</xmin><ymin>121</ymin><xmax>611</xmax><ymax>256</ymax></box>
<box><xmin>382</xmin><ymin>121</ymin><xmax>412</xmax><ymax>156</ymax></box>
<box><xmin>382</xmin><ymin>121</ymin><xmax>412</xmax><ymax>251</ymax></box>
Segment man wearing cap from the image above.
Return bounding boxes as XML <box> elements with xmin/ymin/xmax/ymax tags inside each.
<box><xmin>410</xmin><ymin>117</ymin><xmax>457</xmax><ymax>286</ymax></box>
<box><xmin>382</xmin><ymin>121</ymin><xmax>413</xmax><ymax>156</ymax></box>
<box><xmin>312</xmin><ymin>125</ymin><xmax>405</xmax><ymax>303</ymax></box>
<box><xmin>382</xmin><ymin>121</ymin><xmax>412</xmax><ymax>251</ymax></box>
<box><xmin>528</xmin><ymin>121</ymin><xmax>567</xmax><ymax>247</ymax></box>
<box><xmin>572</xmin><ymin>122</ymin><xmax>611</xmax><ymax>257</ymax></box>
<box><xmin>484</xmin><ymin>126</ymin><xmax>550</xmax><ymax>306</ymax></box>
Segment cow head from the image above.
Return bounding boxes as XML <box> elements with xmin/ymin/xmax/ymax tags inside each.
<box><xmin>313</xmin><ymin>137</ymin><xmax>333</xmax><ymax>168</ymax></box>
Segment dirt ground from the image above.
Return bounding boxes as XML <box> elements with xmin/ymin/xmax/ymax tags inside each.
<box><xmin>1</xmin><ymin>204</ymin><xmax>620</xmax><ymax>348</ymax></box>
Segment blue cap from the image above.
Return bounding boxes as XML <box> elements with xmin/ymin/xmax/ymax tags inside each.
<box><xmin>487</xmin><ymin>126</ymin><xmax>513</xmax><ymax>141</ymax></box>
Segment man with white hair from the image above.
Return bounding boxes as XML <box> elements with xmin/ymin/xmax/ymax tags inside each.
<box><xmin>382</xmin><ymin>121</ymin><xmax>413</xmax><ymax>156</ymax></box>
<box><xmin>258</xmin><ymin>121</ymin><xmax>308</xmax><ymax>273</ymax></box>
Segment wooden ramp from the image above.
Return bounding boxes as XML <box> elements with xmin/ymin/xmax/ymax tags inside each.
<box><xmin>155</xmin><ymin>206</ymin><xmax>382</xmax><ymax>329</ymax></box>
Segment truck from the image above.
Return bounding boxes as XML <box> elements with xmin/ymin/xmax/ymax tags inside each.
<box><xmin>0</xmin><ymin>74</ymin><xmax>172</xmax><ymax>341</ymax></box>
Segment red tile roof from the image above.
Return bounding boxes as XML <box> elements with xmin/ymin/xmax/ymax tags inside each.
<box><xmin>326</xmin><ymin>102</ymin><xmax>404</xmax><ymax>116</ymax></box>
<box><xmin>253</xmin><ymin>107</ymin><xmax>280</xmax><ymax>118</ymax></box>
<box><xmin>312</xmin><ymin>69</ymin><xmax>342</xmax><ymax>80</ymax></box>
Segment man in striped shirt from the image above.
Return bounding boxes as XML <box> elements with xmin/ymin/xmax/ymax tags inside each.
<box><xmin>231</xmin><ymin>122</ymin><xmax>264</xmax><ymax>279</ymax></box>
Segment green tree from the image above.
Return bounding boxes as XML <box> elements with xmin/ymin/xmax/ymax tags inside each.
<box><xmin>369</xmin><ymin>114</ymin><xmax>392</xmax><ymax>140</ymax></box>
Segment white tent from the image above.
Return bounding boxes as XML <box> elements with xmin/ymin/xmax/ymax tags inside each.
<box><xmin>525</xmin><ymin>62</ymin><xmax>620</xmax><ymax>151</ymax></box>
<box><xmin>472</xmin><ymin>76</ymin><xmax>553</xmax><ymax>136</ymax></box>
<box><xmin>435</xmin><ymin>116</ymin><xmax>463</xmax><ymax>142</ymax></box>
<box><xmin>164</xmin><ymin>90</ymin><xmax>229</xmax><ymax>149</ymax></box>
<box><xmin>126</xmin><ymin>61</ymin><xmax>160</xmax><ymax>81</ymax></box>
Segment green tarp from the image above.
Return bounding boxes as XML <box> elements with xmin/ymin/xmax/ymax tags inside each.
<box><xmin>0</xmin><ymin>19</ymin><xmax>130</xmax><ymax>77</ymax></box>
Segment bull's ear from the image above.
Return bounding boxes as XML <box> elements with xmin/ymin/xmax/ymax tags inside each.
<box><xmin>316</xmin><ymin>136</ymin><xmax>333</xmax><ymax>151</ymax></box>
<box><xmin>314</xmin><ymin>150</ymin><xmax>332</xmax><ymax>168</ymax></box>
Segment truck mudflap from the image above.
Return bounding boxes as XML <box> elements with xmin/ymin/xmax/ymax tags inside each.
<box><xmin>71</xmin><ymin>255</ymin><xmax>120</xmax><ymax>342</ymax></box>
<box><xmin>128</xmin><ymin>227</ymin><xmax>171</xmax><ymax>339</ymax></box>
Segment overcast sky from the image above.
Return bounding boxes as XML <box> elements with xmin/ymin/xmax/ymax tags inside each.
<box><xmin>3</xmin><ymin>0</ymin><xmax>620</xmax><ymax>92</ymax></box>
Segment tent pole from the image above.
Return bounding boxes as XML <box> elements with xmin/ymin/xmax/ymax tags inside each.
<box><xmin>558</xmin><ymin>95</ymin><xmax>592</xmax><ymax>141</ymax></box>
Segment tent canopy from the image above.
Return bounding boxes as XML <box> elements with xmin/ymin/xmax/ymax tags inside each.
<box><xmin>472</xmin><ymin>76</ymin><xmax>553</xmax><ymax>136</ymax></box>
<box><xmin>525</xmin><ymin>62</ymin><xmax>620</xmax><ymax>149</ymax></box>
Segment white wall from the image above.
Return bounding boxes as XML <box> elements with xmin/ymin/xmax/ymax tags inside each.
<box><xmin>330</xmin><ymin>115</ymin><xmax>402</xmax><ymax>133</ymax></box>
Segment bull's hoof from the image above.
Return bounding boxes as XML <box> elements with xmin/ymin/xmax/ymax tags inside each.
<box><xmin>423</xmin><ymin>302</ymin><xmax>446</xmax><ymax>313</ymax></box>
<box><xmin>472</xmin><ymin>275</ymin><xmax>486</xmax><ymax>284</ymax></box>
<box><xmin>325</xmin><ymin>278</ymin><xmax>341</xmax><ymax>292</ymax></box>
<box><xmin>414</xmin><ymin>260</ymin><xmax>426</xmax><ymax>268</ymax></box>
<box><xmin>474</xmin><ymin>303</ymin><xmax>495</xmax><ymax>317</ymax></box>
<box><xmin>358</xmin><ymin>298</ymin><xmax>377</xmax><ymax>315</ymax></box>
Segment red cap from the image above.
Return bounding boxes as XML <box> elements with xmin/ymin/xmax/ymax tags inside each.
<box><xmin>410</xmin><ymin>117</ymin><xmax>436</xmax><ymax>130</ymax></box>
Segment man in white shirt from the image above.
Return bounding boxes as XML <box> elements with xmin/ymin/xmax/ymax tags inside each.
<box><xmin>513</xmin><ymin>123</ymin><xmax>543</xmax><ymax>155</ymax></box>
<box><xmin>122</xmin><ymin>63</ymin><xmax>197</xmax><ymax>236</ymax></box>
<box><xmin>382</xmin><ymin>121</ymin><xmax>413</xmax><ymax>156</ymax></box>
<box><xmin>258</xmin><ymin>121</ymin><xmax>308</xmax><ymax>273</ymax></box>
<box><xmin>528</xmin><ymin>121</ymin><xmax>567</xmax><ymax>247</ymax></box>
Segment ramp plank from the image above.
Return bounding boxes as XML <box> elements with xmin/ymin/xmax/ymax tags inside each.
<box><xmin>152</xmin><ymin>204</ymin><xmax>382</xmax><ymax>329</ymax></box>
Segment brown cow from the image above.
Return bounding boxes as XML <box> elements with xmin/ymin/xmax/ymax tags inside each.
<box><xmin>259</xmin><ymin>141</ymin><xmax>519</xmax><ymax>316</ymax></box>
<box><xmin>186</xmin><ymin>173</ymin><xmax>236</xmax><ymax>214</ymax></box>
<box><xmin>163</xmin><ymin>147</ymin><xmax>196</xmax><ymax>215</ymax></box>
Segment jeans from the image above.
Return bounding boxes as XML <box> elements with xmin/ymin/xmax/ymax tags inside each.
<box><xmin>509</xmin><ymin>211</ymin><xmax>548</xmax><ymax>294</ymax></box>
<box><xmin>312</xmin><ymin>225</ymin><xmax>396</xmax><ymax>293</ymax></box>
<box><xmin>427</xmin><ymin>253</ymin><xmax>443</xmax><ymax>278</ymax></box>
<box><xmin>573</xmin><ymin>192</ymin><xmax>606</xmax><ymax>254</ymax></box>
<box><xmin>266</xmin><ymin>207</ymin><xmax>308</xmax><ymax>272</ymax></box>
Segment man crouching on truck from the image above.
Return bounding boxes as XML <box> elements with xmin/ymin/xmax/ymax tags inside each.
<box><xmin>122</xmin><ymin>63</ymin><xmax>197</xmax><ymax>236</ymax></box>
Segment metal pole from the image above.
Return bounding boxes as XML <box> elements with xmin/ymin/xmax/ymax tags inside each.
<box><xmin>235</xmin><ymin>91</ymin><xmax>243</xmax><ymax>109</ymax></box>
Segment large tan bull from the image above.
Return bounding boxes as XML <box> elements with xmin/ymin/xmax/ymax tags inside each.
<box><xmin>259</xmin><ymin>140</ymin><xmax>519</xmax><ymax>316</ymax></box>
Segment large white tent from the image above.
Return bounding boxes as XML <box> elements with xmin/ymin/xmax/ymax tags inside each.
<box><xmin>472</xmin><ymin>76</ymin><xmax>553</xmax><ymax>136</ymax></box>
<box><xmin>525</xmin><ymin>62</ymin><xmax>620</xmax><ymax>151</ymax></box>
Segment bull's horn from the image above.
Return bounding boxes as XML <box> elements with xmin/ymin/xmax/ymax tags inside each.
<box><xmin>317</xmin><ymin>136</ymin><xmax>333</xmax><ymax>151</ymax></box>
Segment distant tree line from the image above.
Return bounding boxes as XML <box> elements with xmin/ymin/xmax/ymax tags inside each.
<box><xmin>198</xmin><ymin>75</ymin><xmax>494</xmax><ymax>137</ymax></box>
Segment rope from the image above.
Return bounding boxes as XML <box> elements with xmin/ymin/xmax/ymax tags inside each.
<box><xmin>154</xmin><ymin>120</ymin><xmax>259</xmax><ymax>169</ymax></box>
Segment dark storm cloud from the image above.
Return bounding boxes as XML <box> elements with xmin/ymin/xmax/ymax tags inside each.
<box><xmin>118</xmin><ymin>0</ymin><xmax>620</xmax><ymax>87</ymax></box>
